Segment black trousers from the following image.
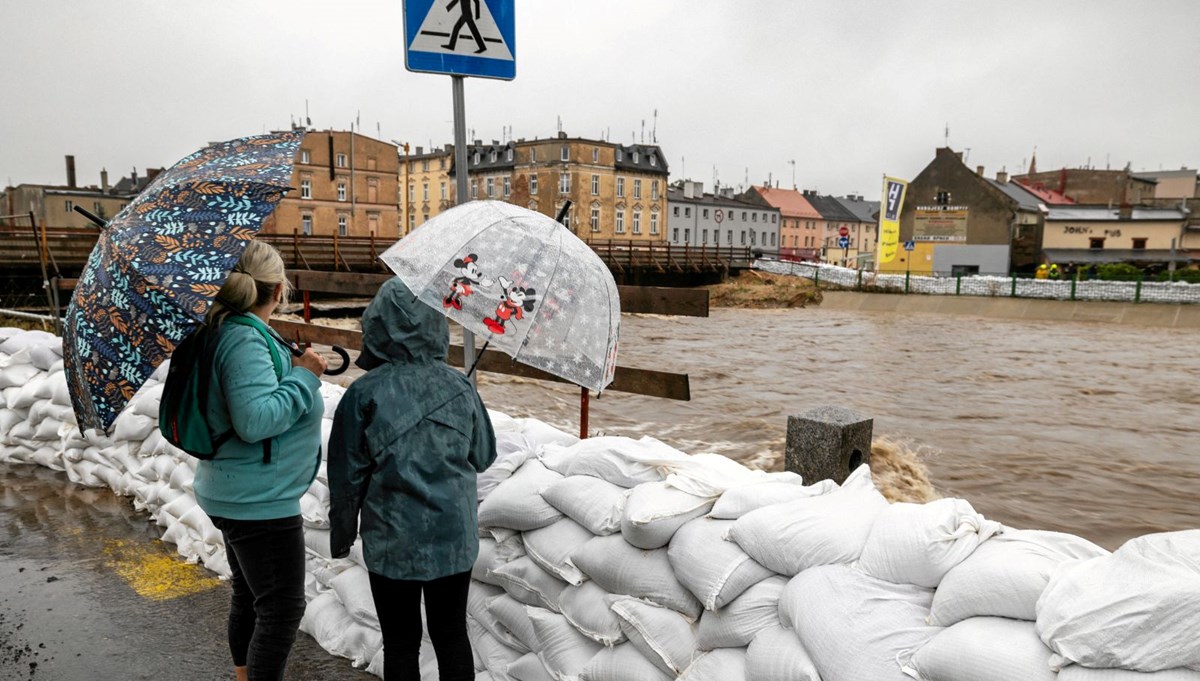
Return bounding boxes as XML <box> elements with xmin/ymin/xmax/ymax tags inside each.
<box><xmin>212</xmin><ymin>514</ymin><xmax>307</xmax><ymax>681</ymax></box>
<box><xmin>369</xmin><ymin>570</ymin><xmax>474</xmax><ymax>681</ymax></box>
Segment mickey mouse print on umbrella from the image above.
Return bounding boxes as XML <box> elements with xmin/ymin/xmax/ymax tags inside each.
<box><xmin>379</xmin><ymin>200</ymin><xmax>620</xmax><ymax>394</ymax></box>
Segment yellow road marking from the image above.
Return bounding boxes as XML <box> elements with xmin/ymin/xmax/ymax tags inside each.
<box><xmin>103</xmin><ymin>539</ymin><xmax>221</xmax><ymax>600</ymax></box>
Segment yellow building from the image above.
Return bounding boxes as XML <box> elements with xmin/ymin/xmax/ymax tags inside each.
<box><xmin>266</xmin><ymin>130</ymin><xmax>400</xmax><ymax>239</ymax></box>
<box><xmin>1</xmin><ymin>158</ymin><xmax>151</xmax><ymax>229</ymax></box>
<box><xmin>1043</xmin><ymin>205</ymin><xmax>1189</xmax><ymax>267</ymax></box>
<box><xmin>400</xmin><ymin>145</ymin><xmax>453</xmax><ymax>235</ymax></box>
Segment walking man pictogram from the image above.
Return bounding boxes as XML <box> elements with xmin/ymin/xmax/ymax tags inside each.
<box><xmin>443</xmin><ymin>0</ymin><xmax>487</xmax><ymax>54</ymax></box>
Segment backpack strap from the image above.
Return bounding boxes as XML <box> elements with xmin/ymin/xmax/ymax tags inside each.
<box><xmin>219</xmin><ymin>314</ymin><xmax>291</xmax><ymax>463</ymax></box>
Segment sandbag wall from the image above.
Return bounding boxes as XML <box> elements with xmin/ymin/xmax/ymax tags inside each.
<box><xmin>2</xmin><ymin>326</ymin><xmax>1199</xmax><ymax>681</ymax></box>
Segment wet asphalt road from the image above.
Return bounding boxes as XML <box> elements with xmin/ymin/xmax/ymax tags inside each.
<box><xmin>0</xmin><ymin>463</ymin><xmax>375</xmax><ymax>681</ymax></box>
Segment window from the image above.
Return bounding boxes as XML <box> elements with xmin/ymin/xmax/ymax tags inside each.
<box><xmin>727</xmin><ymin>231</ymin><xmax>733</xmax><ymax>244</ymax></box>
<box><xmin>702</xmin><ymin>209</ymin><xmax>709</xmax><ymax>219</ymax></box>
<box><xmin>750</xmin><ymin>231</ymin><xmax>757</xmax><ymax>245</ymax></box>
<box><xmin>1090</xmin><ymin>237</ymin><xmax>1105</xmax><ymax>249</ymax></box>
<box><xmin>616</xmin><ymin>210</ymin><xmax>625</xmax><ymax>233</ymax></box>
<box><xmin>559</xmin><ymin>207</ymin><xmax>570</xmax><ymax>228</ymax></box>
<box><xmin>673</xmin><ymin>228</ymin><xmax>679</xmax><ymax>241</ymax></box>
<box><xmin>740</xmin><ymin>230</ymin><xmax>746</xmax><ymax>244</ymax></box>
<box><xmin>633</xmin><ymin>179</ymin><xmax>642</xmax><ymax>199</ymax></box>
<box><xmin>486</xmin><ymin>178</ymin><xmax>494</xmax><ymax>198</ymax></box>
<box><xmin>440</xmin><ymin>182</ymin><xmax>447</xmax><ymax>200</ymax></box>
<box><xmin>531</xmin><ymin>148</ymin><xmax>537</xmax><ymax>162</ymax></box>
<box><xmin>473</xmin><ymin>151</ymin><xmax>480</xmax><ymax>165</ymax></box>
<box><xmin>422</xmin><ymin>160</ymin><xmax>429</xmax><ymax>172</ymax></box>
<box><xmin>673</xmin><ymin>206</ymin><xmax>679</xmax><ymax>216</ymax></box>
<box><xmin>632</xmin><ymin>151</ymin><xmax>640</xmax><ymax>164</ymax></box>
<box><xmin>592</xmin><ymin>147</ymin><xmax>599</xmax><ymax>163</ymax></box>
<box><xmin>300</xmin><ymin>149</ymin><xmax>310</xmax><ymax>164</ymax></box>
<box><xmin>772</xmin><ymin>214</ymin><xmax>777</xmax><ymax>224</ymax></box>
<box><xmin>771</xmin><ymin>233</ymin><xmax>777</xmax><ymax>247</ymax></box>
<box><xmin>742</xmin><ymin>211</ymin><xmax>747</xmax><ymax>220</ymax></box>
<box><xmin>490</xmin><ymin>150</ymin><xmax>497</xmax><ymax>163</ymax></box>
<box><xmin>633</xmin><ymin>211</ymin><xmax>642</xmax><ymax>234</ymax></box>
<box><xmin>338</xmin><ymin>215</ymin><xmax>348</xmax><ymax>236</ymax></box>
<box><xmin>409</xmin><ymin>214</ymin><xmax>415</xmax><ymax>230</ymax></box>
<box><xmin>559</xmin><ymin>172</ymin><xmax>570</xmax><ymax>194</ymax></box>
<box><xmin>650</xmin><ymin>211</ymin><xmax>659</xmax><ymax>235</ymax></box>
<box><xmin>702</xmin><ymin>229</ymin><xmax>708</xmax><ymax>243</ymax></box>
<box><xmin>752</xmin><ymin>213</ymin><xmax>758</xmax><ymax>222</ymax></box>
<box><xmin>93</xmin><ymin>201</ymin><xmax>101</xmax><ymax>213</ymax></box>
<box><xmin>652</xmin><ymin>181</ymin><xmax>659</xmax><ymax>200</ymax></box>
<box><xmin>471</xmin><ymin>180</ymin><xmax>478</xmax><ymax>198</ymax></box>
<box><xmin>561</xmin><ymin>146</ymin><xmax>569</xmax><ymax>162</ymax></box>
<box><xmin>616</xmin><ymin>178</ymin><xmax>625</xmax><ymax>198</ymax></box>
<box><xmin>684</xmin><ymin>207</ymin><xmax>691</xmax><ymax>218</ymax></box>
<box><xmin>1132</xmin><ymin>238</ymin><xmax>1147</xmax><ymax>249</ymax></box>
<box><xmin>506</xmin><ymin>148</ymin><xmax>513</xmax><ymax>162</ymax></box>
<box><xmin>684</xmin><ymin>228</ymin><xmax>690</xmax><ymax>242</ymax></box>
<box><xmin>65</xmin><ymin>200</ymin><xmax>74</xmax><ymax>212</ymax></box>
<box><xmin>423</xmin><ymin>183</ymin><xmax>429</xmax><ymax>201</ymax></box>
<box><xmin>591</xmin><ymin>174</ymin><xmax>600</xmax><ymax>195</ymax></box>
<box><xmin>337</xmin><ymin>183</ymin><xmax>346</xmax><ymax>201</ymax></box>
<box><xmin>530</xmin><ymin>175</ymin><xmax>539</xmax><ymax>194</ymax></box>
<box><xmin>935</xmin><ymin>190</ymin><xmax>951</xmax><ymax>205</ymax></box>
<box><xmin>336</xmin><ymin>153</ymin><xmax>347</xmax><ymax>167</ymax></box>
<box><xmin>301</xmin><ymin>214</ymin><xmax>312</xmax><ymax>235</ymax></box>
<box><xmin>590</xmin><ymin>207</ymin><xmax>600</xmax><ymax>232</ymax></box>
<box><xmin>650</xmin><ymin>154</ymin><xmax>657</xmax><ymax>167</ymax></box>
<box><xmin>503</xmin><ymin>177</ymin><xmax>511</xmax><ymax>197</ymax></box>
<box><xmin>728</xmin><ymin>211</ymin><xmax>734</xmax><ymax>222</ymax></box>
<box><xmin>616</xmin><ymin>149</ymin><xmax>623</xmax><ymax>162</ymax></box>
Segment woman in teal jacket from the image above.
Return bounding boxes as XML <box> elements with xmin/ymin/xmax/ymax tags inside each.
<box><xmin>193</xmin><ymin>240</ymin><xmax>327</xmax><ymax>681</ymax></box>
<box><xmin>329</xmin><ymin>278</ymin><xmax>496</xmax><ymax>681</ymax></box>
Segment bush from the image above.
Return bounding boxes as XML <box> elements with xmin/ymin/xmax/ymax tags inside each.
<box><xmin>1155</xmin><ymin>269</ymin><xmax>1200</xmax><ymax>284</ymax></box>
<box><xmin>1094</xmin><ymin>263</ymin><xmax>1143</xmax><ymax>281</ymax></box>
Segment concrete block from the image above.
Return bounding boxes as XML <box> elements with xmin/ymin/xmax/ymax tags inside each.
<box><xmin>785</xmin><ymin>406</ymin><xmax>873</xmax><ymax>485</ymax></box>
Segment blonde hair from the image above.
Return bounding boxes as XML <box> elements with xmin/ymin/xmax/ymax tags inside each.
<box><xmin>206</xmin><ymin>239</ymin><xmax>291</xmax><ymax>327</ymax></box>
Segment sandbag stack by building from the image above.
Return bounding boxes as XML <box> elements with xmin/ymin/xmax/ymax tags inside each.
<box><xmin>3</xmin><ymin>326</ymin><xmax>1200</xmax><ymax>680</ymax></box>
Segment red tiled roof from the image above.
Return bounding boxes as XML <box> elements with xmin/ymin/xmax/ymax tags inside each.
<box><xmin>1014</xmin><ymin>179</ymin><xmax>1076</xmax><ymax>205</ymax></box>
<box><xmin>752</xmin><ymin>186</ymin><xmax>823</xmax><ymax>219</ymax></box>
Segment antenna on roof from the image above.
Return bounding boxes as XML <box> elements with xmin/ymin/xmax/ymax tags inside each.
<box><xmin>305</xmin><ymin>99</ymin><xmax>311</xmax><ymax>127</ymax></box>
<box><xmin>963</xmin><ymin>148</ymin><xmax>971</xmax><ymax>164</ymax></box>
<box><xmin>652</xmin><ymin>109</ymin><xmax>657</xmax><ymax>144</ymax></box>
<box><xmin>944</xmin><ymin>123</ymin><xmax>949</xmax><ymax>147</ymax></box>
<box><xmin>640</xmin><ymin>119</ymin><xmax>645</xmax><ymax>144</ymax></box>
<box><xmin>681</xmin><ymin>155</ymin><xmax>685</xmax><ymax>178</ymax></box>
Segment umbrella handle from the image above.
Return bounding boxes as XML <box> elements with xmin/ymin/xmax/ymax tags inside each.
<box><xmin>73</xmin><ymin>205</ymin><xmax>107</xmax><ymax>229</ymax></box>
<box><xmin>283</xmin><ymin>338</ymin><xmax>351</xmax><ymax>377</ymax></box>
<box><xmin>467</xmin><ymin>340</ymin><xmax>490</xmax><ymax>378</ymax></box>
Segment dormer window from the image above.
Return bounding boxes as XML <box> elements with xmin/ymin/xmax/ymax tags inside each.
<box><xmin>506</xmin><ymin>148</ymin><xmax>513</xmax><ymax>162</ymax></box>
<box><xmin>560</xmin><ymin>146</ymin><xmax>569</xmax><ymax>162</ymax></box>
<box><xmin>490</xmin><ymin>150</ymin><xmax>497</xmax><ymax>163</ymax></box>
<box><xmin>632</xmin><ymin>151</ymin><xmax>640</xmax><ymax>164</ymax></box>
<box><xmin>616</xmin><ymin>149</ymin><xmax>623</xmax><ymax>162</ymax></box>
<box><xmin>649</xmin><ymin>154</ymin><xmax>657</xmax><ymax>167</ymax></box>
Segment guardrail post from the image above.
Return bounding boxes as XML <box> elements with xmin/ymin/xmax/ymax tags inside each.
<box><xmin>292</xmin><ymin>227</ymin><xmax>300</xmax><ymax>268</ymax></box>
<box><xmin>785</xmin><ymin>406</ymin><xmax>873</xmax><ymax>485</ymax></box>
<box><xmin>856</xmin><ymin>268</ymin><xmax>863</xmax><ymax>290</ymax></box>
<box><xmin>904</xmin><ymin>270</ymin><xmax>910</xmax><ymax>293</ymax></box>
<box><xmin>814</xmin><ymin>267</ymin><xmax>820</xmax><ymax>286</ymax></box>
<box><xmin>955</xmin><ymin>274</ymin><xmax>962</xmax><ymax>295</ymax></box>
<box><xmin>1135</xmin><ymin>275</ymin><xmax>1142</xmax><ymax>303</ymax></box>
<box><xmin>1011</xmin><ymin>274</ymin><xmax>1017</xmax><ymax>297</ymax></box>
<box><xmin>1070</xmin><ymin>277</ymin><xmax>1077</xmax><ymax>301</ymax></box>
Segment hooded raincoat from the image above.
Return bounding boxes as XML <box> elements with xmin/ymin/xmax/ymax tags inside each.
<box><xmin>328</xmin><ymin>278</ymin><xmax>496</xmax><ymax>581</ymax></box>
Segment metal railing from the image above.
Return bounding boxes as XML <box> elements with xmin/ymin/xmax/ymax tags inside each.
<box><xmin>756</xmin><ymin>260</ymin><xmax>1200</xmax><ymax>305</ymax></box>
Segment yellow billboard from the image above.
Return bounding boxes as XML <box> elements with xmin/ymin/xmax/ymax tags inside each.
<box><xmin>877</xmin><ymin>176</ymin><xmax>907</xmax><ymax>264</ymax></box>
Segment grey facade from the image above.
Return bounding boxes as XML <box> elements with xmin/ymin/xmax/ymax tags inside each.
<box><xmin>930</xmin><ymin>245</ymin><xmax>1012</xmax><ymax>275</ymax></box>
<box><xmin>667</xmin><ymin>181</ymin><xmax>780</xmax><ymax>250</ymax></box>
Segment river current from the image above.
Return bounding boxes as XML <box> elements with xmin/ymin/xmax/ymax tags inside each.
<box><xmin>465</xmin><ymin>307</ymin><xmax>1199</xmax><ymax>550</ymax></box>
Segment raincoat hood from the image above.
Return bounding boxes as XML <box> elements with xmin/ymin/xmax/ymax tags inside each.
<box><xmin>357</xmin><ymin>278</ymin><xmax>449</xmax><ymax>370</ymax></box>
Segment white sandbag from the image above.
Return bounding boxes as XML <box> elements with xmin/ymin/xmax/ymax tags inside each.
<box><xmin>27</xmin><ymin>343</ymin><xmax>62</xmax><ymax>371</ymax></box>
<box><xmin>538</xmin><ymin>443</ymin><xmax>579</xmax><ymax>475</ymax></box>
<box><xmin>1036</xmin><ymin>530</ymin><xmax>1200</xmax><ymax>672</ymax></box>
<box><xmin>478</xmin><ymin>432</ymin><xmax>534</xmax><ymax>501</ymax></box>
<box><xmin>709</xmin><ymin>478</ymin><xmax>837</xmax><ymax>519</ymax></box>
<box><xmin>572</xmin><ymin>534</ymin><xmax>702</xmax><ymax>619</ymax></box>
<box><xmin>10</xmin><ymin>374</ymin><xmax>49</xmax><ymax>409</ymax></box>
<box><xmin>519</xmin><ymin>418</ymin><xmax>580</xmax><ymax>447</ymax></box>
<box><xmin>470</xmin><ymin>616</ymin><xmax>526</xmax><ymax>680</ymax></box>
<box><xmin>784</xmin><ymin>565</ymin><xmax>939</xmax><ymax>681</ymax></box>
<box><xmin>486</xmin><ymin>593</ymin><xmax>542</xmax><ymax>653</ymax></box>
<box><xmin>319</xmin><ymin>381</ymin><xmax>345</xmax><ymax>419</ymax></box>
<box><xmin>745</xmin><ymin>625</ymin><xmax>821</xmax><ymax>681</ymax></box>
<box><xmin>471</xmin><ymin>585</ymin><xmax>528</xmax><ymax>653</ymax></box>
<box><xmin>330</xmin><ymin>565</ymin><xmax>378</xmax><ymax>627</ymax></box>
<box><xmin>620</xmin><ymin>481</ymin><xmax>714</xmax><ymax>550</ymax></box>
<box><xmin>30</xmin><ymin>446</ymin><xmax>63</xmax><ymax>470</ymax></box>
<box><xmin>304</xmin><ymin>528</ymin><xmax>334</xmax><ymax>559</ymax></box>
<box><xmin>677</xmin><ymin>648</ymin><xmax>748</xmax><ymax>681</ymax></box>
<box><xmin>0</xmin><ymin>408</ymin><xmax>22</xmax><ymax>435</ymax></box>
<box><xmin>508</xmin><ymin>652</ymin><xmax>556</xmax><ymax>681</ymax></box>
<box><xmin>611</xmin><ymin>597</ymin><xmax>699</xmax><ymax>675</ymax></box>
<box><xmin>478</xmin><ymin>461</ymin><xmax>565</xmax><ymax>531</ymax></box>
<box><xmin>112</xmin><ymin>412</ymin><xmax>156</xmax><ymax>445</ymax></box>
<box><xmin>491</xmin><ymin>556</ymin><xmax>569</xmax><ymax>613</ymax></box>
<box><xmin>558</xmin><ymin>581</ymin><xmax>626</xmax><ymax>646</ymax></box>
<box><xmin>32</xmin><ymin>417</ymin><xmax>64</xmax><ymax>441</ymax></box>
<box><xmin>300</xmin><ymin>493</ymin><xmax>329</xmax><ymax>529</ymax></box>
<box><xmin>930</xmin><ymin>529</ymin><xmax>1109</xmax><ymax>626</ymax></box>
<box><xmin>473</xmin><ymin>535</ymin><xmax>526</xmax><ymax>586</ymax></box>
<box><xmin>560</xmin><ymin>436</ymin><xmax>689</xmax><ymax>488</ymax></box>
<box><xmin>0</xmin><ymin>329</ymin><xmax>57</xmax><ymax>355</ymax></box>
<box><xmin>728</xmin><ymin>464</ymin><xmax>887</xmax><ymax>576</ymax></box>
<box><xmin>696</xmin><ymin>575</ymin><xmax>786</xmax><ymax>650</ymax></box>
<box><xmin>541</xmin><ymin>475</ymin><xmax>628</xmax><ymax>536</ymax></box>
<box><xmin>129</xmin><ymin>382</ymin><xmax>164</xmax><ymax>419</ymax></box>
<box><xmin>579</xmin><ymin>643</ymin><xmax>672</xmax><ymax>681</ymax></box>
<box><xmin>902</xmin><ymin>617</ymin><xmax>1056</xmax><ymax>681</ymax></box>
<box><xmin>1057</xmin><ymin>668</ymin><xmax>1200</xmax><ymax>680</ymax></box>
<box><xmin>668</xmin><ymin>517</ymin><xmax>776</xmax><ymax>611</ymax></box>
<box><xmin>526</xmin><ymin>609</ymin><xmax>603</xmax><ymax>681</ymax></box>
<box><xmin>524</xmin><ymin>518</ymin><xmax>594</xmax><ymax>585</ymax></box>
<box><xmin>857</xmin><ymin>498</ymin><xmax>1002</xmax><ymax>587</ymax></box>
<box><xmin>50</xmin><ymin>371</ymin><xmax>72</xmax><ymax>407</ymax></box>
<box><xmin>0</xmin><ymin>364</ymin><xmax>39</xmax><ymax>391</ymax></box>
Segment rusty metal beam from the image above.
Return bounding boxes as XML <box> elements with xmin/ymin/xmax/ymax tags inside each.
<box><xmin>268</xmin><ymin>318</ymin><xmax>690</xmax><ymax>400</ymax></box>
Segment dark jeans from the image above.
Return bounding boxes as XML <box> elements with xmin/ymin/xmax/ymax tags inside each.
<box><xmin>369</xmin><ymin>570</ymin><xmax>474</xmax><ymax>681</ymax></box>
<box><xmin>211</xmin><ymin>514</ymin><xmax>307</xmax><ymax>681</ymax></box>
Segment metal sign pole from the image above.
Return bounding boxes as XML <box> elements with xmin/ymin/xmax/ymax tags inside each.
<box><xmin>452</xmin><ymin>75</ymin><xmax>476</xmax><ymax>386</ymax></box>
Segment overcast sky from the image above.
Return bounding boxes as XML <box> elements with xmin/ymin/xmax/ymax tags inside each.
<box><xmin>2</xmin><ymin>0</ymin><xmax>1198</xmax><ymax>198</ymax></box>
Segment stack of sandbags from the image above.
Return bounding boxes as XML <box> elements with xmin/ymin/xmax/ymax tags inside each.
<box><xmin>0</xmin><ymin>330</ymin><xmax>71</xmax><ymax>470</ymax></box>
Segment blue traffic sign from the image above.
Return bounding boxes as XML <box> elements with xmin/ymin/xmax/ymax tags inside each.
<box><xmin>903</xmin><ymin>240</ymin><xmax>916</xmax><ymax>251</ymax></box>
<box><xmin>404</xmin><ymin>0</ymin><xmax>516</xmax><ymax>80</ymax></box>
<box><xmin>838</xmin><ymin>236</ymin><xmax>851</xmax><ymax>249</ymax></box>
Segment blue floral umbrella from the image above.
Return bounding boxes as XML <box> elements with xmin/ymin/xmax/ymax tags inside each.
<box><xmin>63</xmin><ymin>130</ymin><xmax>305</xmax><ymax>433</ymax></box>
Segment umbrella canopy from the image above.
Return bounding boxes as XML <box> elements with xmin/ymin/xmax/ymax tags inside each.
<box><xmin>64</xmin><ymin>130</ymin><xmax>304</xmax><ymax>432</ymax></box>
<box><xmin>379</xmin><ymin>201</ymin><xmax>620</xmax><ymax>393</ymax></box>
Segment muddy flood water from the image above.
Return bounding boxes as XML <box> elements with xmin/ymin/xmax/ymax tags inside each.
<box><xmin>442</xmin><ymin>306</ymin><xmax>1198</xmax><ymax>551</ymax></box>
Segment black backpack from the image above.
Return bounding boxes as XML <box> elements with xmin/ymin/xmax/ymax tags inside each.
<box><xmin>159</xmin><ymin>314</ymin><xmax>286</xmax><ymax>462</ymax></box>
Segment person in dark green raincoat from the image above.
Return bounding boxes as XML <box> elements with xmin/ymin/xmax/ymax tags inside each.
<box><xmin>328</xmin><ymin>278</ymin><xmax>496</xmax><ymax>681</ymax></box>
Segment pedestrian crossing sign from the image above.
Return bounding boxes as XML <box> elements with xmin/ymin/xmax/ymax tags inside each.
<box><xmin>404</xmin><ymin>0</ymin><xmax>516</xmax><ymax>80</ymax></box>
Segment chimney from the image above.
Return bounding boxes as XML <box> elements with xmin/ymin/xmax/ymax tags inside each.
<box><xmin>682</xmin><ymin>182</ymin><xmax>695</xmax><ymax>199</ymax></box>
<box><xmin>1118</xmin><ymin>203</ymin><xmax>1133</xmax><ymax>220</ymax></box>
<box><xmin>131</xmin><ymin>167</ymin><xmax>139</xmax><ymax>188</ymax></box>
<box><xmin>415</xmin><ymin>146</ymin><xmax>424</xmax><ymax>155</ymax></box>
<box><xmin>996</xmin><ymin>169</ymin><xmax>1008</xmax><ymax>184</ymax></box>
<box><xmin>100</xmin><ymin>168</ymin><xmax>109</xmax><ymax>191</ymax></box>
<box><xmin>557</xmin><ymin>131</ymin><xmax>567</xmax><ymax>139</ymax></box>
<box><xmin>65</xmin><ymin>155</ymin><xmax>77</xmax><ymax>188</ymax></box>
<box><xmin>976</xmin><ymin>165</ymin><xmax>985</xmax><ymax>177</ymax></box>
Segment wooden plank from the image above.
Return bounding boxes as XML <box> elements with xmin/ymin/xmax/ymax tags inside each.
<box><xmin>287</xmin><ymin>270</ymin><xmax>392</xmax><ymax>296</ymax></box>
<box><xmin>617</xmin><ymin>285</ymin><xmax>709</xmax><ymax>317</ymax></box>
<box><xmin>268</xmin><ymin>318</ymin><xmax>690</xmax><ymax>400</ymax></box>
